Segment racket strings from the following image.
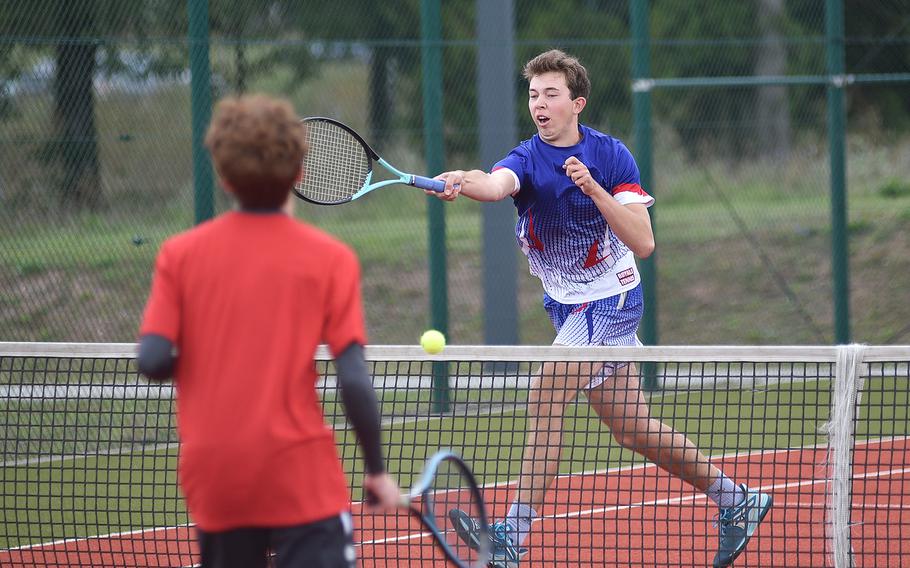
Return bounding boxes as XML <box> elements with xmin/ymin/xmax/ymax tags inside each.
<box><xmin>296</xmin><ymin>120</ymin><xmax>370</xmax><ymax>203</ymax></box>
<box><xmin>425</xmin><ymin>459</ymin><xmax>489</xmax><ymax>566</ymax></box>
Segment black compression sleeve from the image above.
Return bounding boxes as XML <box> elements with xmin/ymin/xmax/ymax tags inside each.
<box><xmin>335</xmin><ymin>343</ymin><xmax>386</xmax><ymax>474</ymax></box>
<box><xmin>137</xmin><ymin>334</ymin><xmax>176</xmax><ymax>381</ymax></box>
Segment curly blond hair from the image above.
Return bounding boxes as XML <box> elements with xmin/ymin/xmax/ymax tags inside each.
<box><xmin>205</xmin><ymin>94</ymin><xmax>308</xmax><ymax>209</ymax></box>
<box><xmin>523</xmin><ymin>49</ymin><xmax>591</xmax><ymax>101</ymax></box>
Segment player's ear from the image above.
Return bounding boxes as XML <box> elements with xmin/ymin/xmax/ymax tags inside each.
<box><xmin>573</xmin><ymin>96</ymin><xmax>587</xmax><ymax>115</ymax></box>
<box><xmin>218</xmin><ymin>177</ymin><xmax>235</xmax><ymax>196</ymax></box>
<box><xmin>294</xmin><ymin>165</ymin><xmax>305</xmax><ymax>186</ymax></box>
<box><xmin>282</xmin><ymin>192</ymin><xmax>296</xmax><ymax>216</ymax></box>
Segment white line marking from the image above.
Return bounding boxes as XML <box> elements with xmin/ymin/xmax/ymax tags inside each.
<box><xmin>5</xmin><ymin>436</ymin><xmax>907</xmax><ymax>554</ymax></box>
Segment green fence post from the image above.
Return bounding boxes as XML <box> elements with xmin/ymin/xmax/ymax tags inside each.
<box><xmin>421</xmin><ymin>0</ymin><xmax>449</xmax><ymax>412</ymax></box>
<box><xmin>631</xmin><ymin>0</ymin><xmax>658</xmax><ymax>390</ymax></box>
<box><xmin>188</xmin><ymin>0</ymin><xmax>213</xmax><ymax>224</ymax></box>
<box><xmin>826</xmin><ymin>0</ymin><xmax>850</xmax><ymax>343</ymax></box>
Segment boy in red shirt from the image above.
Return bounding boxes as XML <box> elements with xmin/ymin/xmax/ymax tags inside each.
<box><xmin>137</xmin><ymin>94</ymin><xmax>400</xmax><ymax>568</ymax></box>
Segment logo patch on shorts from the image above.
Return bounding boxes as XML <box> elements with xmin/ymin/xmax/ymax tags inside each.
<box><xmin>617</xmin><ymin>268</ymin><xmax>635</xmax><ymax>286</ymax></box>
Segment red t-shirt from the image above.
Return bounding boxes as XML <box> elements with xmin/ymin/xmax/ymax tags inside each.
<box><xmin>139</xmin><ymin>211</ymin><xmax>365</xmax><ymax>531</ymax></box>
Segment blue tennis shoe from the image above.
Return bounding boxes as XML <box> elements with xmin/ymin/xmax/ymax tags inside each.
<box><xmin>712</xmin><ymin>484</ymin><xmax>773</xmax><ymax>567</ymax></box>
<box><xmin>449</xmin><ymin>509</ymin><xmax>527</xmax><ymax>567</ymax></box>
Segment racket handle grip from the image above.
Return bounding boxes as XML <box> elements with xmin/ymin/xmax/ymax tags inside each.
<box><xmin>412</xmin><ymin>175</ymin><xmax>446</xmax><ymax>193</ymax></box>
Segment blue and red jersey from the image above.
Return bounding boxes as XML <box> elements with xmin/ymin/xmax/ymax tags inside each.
<box><xmin>494</xmin><ymin>124</ymin><xmax>654</xmax><ymax>303</ymax></box>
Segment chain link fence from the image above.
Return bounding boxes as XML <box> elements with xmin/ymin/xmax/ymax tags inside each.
<box><xmin>1</xmin><ymin>0</ymin><xmax>908</xmax><ymax>345</ymax></box>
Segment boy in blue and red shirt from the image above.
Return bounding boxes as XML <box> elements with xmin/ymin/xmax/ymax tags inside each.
<box><xmin>431</xmin><ymin>49</ymin><xmax>771</xmax><ymax>568</ymax></box>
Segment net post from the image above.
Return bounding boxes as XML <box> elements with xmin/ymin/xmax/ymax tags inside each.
<box><xmin>188</xmin><ymin>0</ymin><xmax>214</xmax><ymax>224</ymax></box>
<box><xmin>631</xmin><ymin>0</ymin><xmax>658</xmax><ymax>374</ymax></box>
<box><xmin>640</xmin><ymin>361</ymin><xmax>659</xmax><ymax>392</ymax></box>
<box><xmin>431</xmin><ymin>359</ymin><xmax>450</xmax><ymax>414</ymax></box>
<box><xmin>826</xmin><ymin>0</ymin><xmax>850</xmax><ymax>343</ymax></box>
<box><xmin>421</xmin><ymin>0</ymin><xmax>450</xmax><ymax>414</ymax></box>
<box><xmin>631</xmin><ymin>0</ymin><xmax>659</xmax><ymax>393</ymax></box>
<box><xmin>828</xmin><ymin>343</ymin><xmax>866</xmax><ymax>568</ymax></box>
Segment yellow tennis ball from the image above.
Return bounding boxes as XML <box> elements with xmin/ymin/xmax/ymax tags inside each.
<box><xmin>420</xmin><ymin>329</ymin><xmax>446</xmax><ymax>354</ymax></box>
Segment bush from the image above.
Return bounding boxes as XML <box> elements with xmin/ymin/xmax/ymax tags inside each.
<box><xmin>879</xmin><ymin>179</ymin><xmax>910</xmax><ymax>199</ymax></box>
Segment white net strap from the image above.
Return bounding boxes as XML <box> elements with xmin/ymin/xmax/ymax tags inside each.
<box><xmin>827</xmin><ymin>343</ymin><xmax>867</xmax><ymax>568</ymax></box>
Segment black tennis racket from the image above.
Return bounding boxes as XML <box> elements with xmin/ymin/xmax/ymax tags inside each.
<box><xmin>293</xmin><ymin>117</ymin><xmax>446</xmax><ymax>205</ymax></box>
<box><xmin>399</xmin><ymin>450</ymin><xmax>491</xmax><ymax>567</ymax></box>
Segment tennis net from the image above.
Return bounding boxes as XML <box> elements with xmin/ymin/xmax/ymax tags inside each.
<box><xmin>1</xmin><ymin>343</ymin><xmax>907</xmax><ymax>567</ymax></box>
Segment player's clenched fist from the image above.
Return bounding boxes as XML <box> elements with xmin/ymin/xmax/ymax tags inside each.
<box><xmin>428</xmin><ymin>170</ymin><xmax>464</xmax><ymax>200</ymax></box>
<box><xmin>563</xmin><ymin>156</ymin><xmax>600</xmax><ymax>195</ymax></box>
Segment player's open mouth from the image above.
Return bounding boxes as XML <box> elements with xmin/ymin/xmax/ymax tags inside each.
<box><xmin>537</xmin><ymin>115</ymin><xmax>550</xmax><ymax>126</ymax></box>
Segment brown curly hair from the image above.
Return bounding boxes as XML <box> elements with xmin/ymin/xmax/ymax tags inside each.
<box><xmin>522</xmin><ymin>49</ymin><xmax>591</xmax><ymax>101</ymax></box>
<box><xmin>204</xmin><ymin>94</ymin><xmax>308</xmax><ymax>209</ymax></box>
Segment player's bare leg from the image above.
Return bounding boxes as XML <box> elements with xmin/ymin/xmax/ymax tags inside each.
<box><xmin>451</xmin><ymin>360</ymin><xmax>604</xmax><ymax>567</ymax></box>
<box><xmin>586</xmin><ymin>362</ymin><xmax>772</xmax><ymax>568</ymax></box>
<box><xmin>513</xmin><ymin>360</ymin><xmax>605</xmax><ymax>506</ymax></box>
<box><xmin>584</xmin><ymin>362</ymin><xmax>719</xmax><ymax>490</ymax></box>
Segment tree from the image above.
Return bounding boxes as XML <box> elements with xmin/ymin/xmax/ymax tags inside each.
<box><xmin>52</xmin><ymin>2</ymin><xmax>101</xmax><ymax>209</ymax></box>
<box><xmin>1</xmin><ymin>1</ymin><xmax>105</xmax><ymax>208</ymax></box>
<box><xmin>843</xmin><ymin>0</ymin><xmax>910</xmax><ymax>130</ymax></box>
<box><xmin>756</xmin><ymin>0</ymin><xmax>791</xmax><ymax>160</ymax></box>
<box><xmin>209</xmin><ymin>0</ymin><xmax>313</xmax><ymax>96</ymax></box>
<box><xmin>298</xmin><ymin>1</ymin><xmax>422</xmax><ymax>147</ymax></box>
<box><xmin>0</xmin><ymin>1</ymin><xmax>184</xmax><ymax>210</ymax></box>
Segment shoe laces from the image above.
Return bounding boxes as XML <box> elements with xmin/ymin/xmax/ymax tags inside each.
<box><xmin>712</xmin><ymin>509</ymin><xmax>731</xmax><ymax>530</ymax></box>
<box><xmin>489</xmin><ymin>521</ymin><xmax>513</xmax><ymax>546</ymax></box>
<box><xmin>713</xmin><ymin>506</ymin><xmax>747</xmax><ymax>537</ymax></box>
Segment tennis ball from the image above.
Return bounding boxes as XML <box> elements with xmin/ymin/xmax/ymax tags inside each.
<box><xmin>420</xmin><ymin>329</ymin><xmax>446</xmax><ymax>354</ymax></box>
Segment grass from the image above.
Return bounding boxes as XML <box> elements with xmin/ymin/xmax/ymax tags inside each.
<box><xmin>2</xmin><ymin>58</ymin><xmax>910</xmax><ymax>346</ymax></box>
<box><xmin>2</xmin><ymin>160</ymin><xmax>908</xmax><ymax>344</ymax></box>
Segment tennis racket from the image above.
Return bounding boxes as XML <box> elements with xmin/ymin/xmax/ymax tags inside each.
<box><xmin>398</xmin><ymin>450</ymin><xmax>491</xmax><ymax>567</ymax></box>
<box><xmin>293</xmin><ymin>117</ymin><xmax>446</xmax><ymax>205</ymax></box>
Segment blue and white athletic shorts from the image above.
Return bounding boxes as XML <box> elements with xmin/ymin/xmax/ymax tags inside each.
<box><xmin>543</xmin><ymin>283</ymin><xmax>643</xmax><ymax>389</ymax></box>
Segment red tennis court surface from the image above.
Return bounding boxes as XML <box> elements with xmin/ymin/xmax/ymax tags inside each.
<box><xmin>3</xmin><ymin>437</ymin><xmax>907</xmax><ymax>567</ymax></box>
<box><xmin>357</xmin><ymin>437</ymin><xmax>909</xmax><ymax>567</ymax></box>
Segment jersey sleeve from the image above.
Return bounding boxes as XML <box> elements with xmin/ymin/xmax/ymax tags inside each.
<box><xmin>322</xmin><ymin>247</ymin><xmax>368</xmax><ymax>357</ymax></box>
<box><xmin>139</xmin><ymin>240</ymin><xmax>181</xmax><ymax>342</ymax></box>
<box><xmin>610</xmin><ymin>142</ymin><xmax>654</xmax><ymax>207</ymax></box>
<box><xmin>492</xmin><ymin>147</ymin><xmax>526</xmax><ymax>195</ymax></box>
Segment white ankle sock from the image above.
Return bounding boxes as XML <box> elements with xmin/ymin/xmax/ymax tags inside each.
<box><xmin>504</xmin><ymin>501</ymin><xmax>537</xmax><ymax>547</ymax></box>
<box><xmin>706</xmin><ymin>473</ymin><xmax>745</xmax><ymax>509</ymax></box>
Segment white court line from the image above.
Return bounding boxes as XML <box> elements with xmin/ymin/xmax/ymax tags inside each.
<box><xmin>351</xmin><ymin>434</ymin><xmax>910</xmax><ymax>508</ymax></box>
<box><xmin>776</xmin><ymin>501</ymin><xmax>910</xmax><ymax>510</ymax></box>
<box><xmin>551</xmin><ymin>465</ymin><xmax>910</xmax><ymax>523</ymax></box>
<box><xmin>3</xmin><ymin>522</ymin><xmax>194</xmax><ymax>552</ymax></box>
<box><xmin>354</xmin><ymin>437</ymin><xmax>909</xmax><ymax>546</ymax></box>
<box><xmin>5</xmin><ymin>436</ymin><xmax>907</xmax><ymax>554</ymax></box>
<box><xmin>356</xmin><ymin>465</ymin><xmax>910</xmax><ymax>547</ymax></box>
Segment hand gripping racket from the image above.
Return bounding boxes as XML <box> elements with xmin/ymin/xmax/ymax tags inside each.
<box><xmin>399</xmin><ymin>450</ymin><xmax>491</xmax><ymax>567</ymax></box>
<box><xmin>293</xmin><ymin>117</ymin><xmax>446</xmax><ymax>205</ymax></box>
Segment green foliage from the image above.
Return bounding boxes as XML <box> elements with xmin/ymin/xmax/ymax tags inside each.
<box><xmin>879</xmin><ymin>178</ymin><xmax>910</xmax><ymax>199</ymax></box>
<box><xmin>1</xmin><ymin>0</ymin><xmax>909</xmax><ymax>345</ymax></box>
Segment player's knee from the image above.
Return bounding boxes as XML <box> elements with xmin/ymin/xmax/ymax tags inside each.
<box><xmin>528</xmin><ymin>383</ymin><xmax>577</xmax><ymax>407</ymax></box>
<box><xmin>611</xmin><ymin>428</ymin><xmax>649</xmax><ymax>453</ymax></box>
<box><xmin>526</xmin><ymin>397</ymin><xmax>566</xmax><ymax>419</ymax></box>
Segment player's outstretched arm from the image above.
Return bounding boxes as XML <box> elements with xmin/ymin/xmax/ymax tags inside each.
<box><xmin>428</xmin><ymin>168</ymin><xmax>515</xmax><ymax>202</ymax></box>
